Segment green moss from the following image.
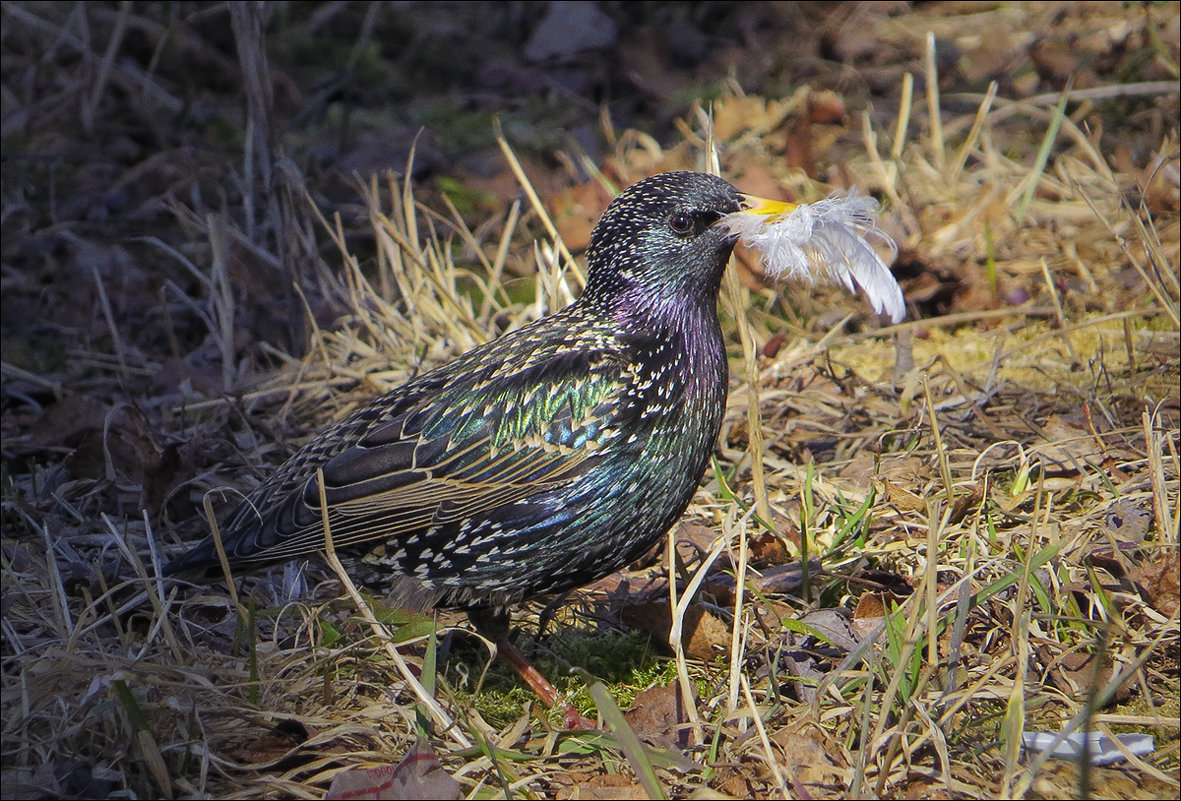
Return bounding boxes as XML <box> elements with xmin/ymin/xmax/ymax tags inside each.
<box><xmin>441</xmin><ymin>626</ymin><xmax>674</xmax><ymax>727</ymax></box>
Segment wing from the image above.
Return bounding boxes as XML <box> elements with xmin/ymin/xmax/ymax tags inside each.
<box><xmin>168</xmin><ymin>331</ymin><xmax>632</xmax><ymax>572</ymax></box>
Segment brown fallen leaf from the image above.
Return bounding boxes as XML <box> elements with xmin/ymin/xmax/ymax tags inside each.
<box><xmin>1129</xmin><ymin>553</ymin><xmax>1180</xmax><ymax>619</ymax></box>
<box><xmin>769</xmin><ymin>719</ymin><xmax>850</xmax><ymax>793</ymax></box>
<box><xmin>705</xmin><ymin>560</ymin><xmax>823</xmax><ymax>606</ymax></box>
<box><xmin>325</xmin><ymin>740</ymin><xmax>461</xmax><ymax>801</ymax></box>
<box><xmin>881</xmin><ymin>478</ymin><xmax>926</xmax><ymax>512</ymax></box>
<box><xmin>852</xmin><ymin>592</ymin><xmax>888</xmax><ymax>640</ymax></box>
<box><xmin>620</xmin><ymin>600</ymin><xmax>730</xmax><ymax>661</ymax></box>
<box><xmin>568</xmin><ymin>773</ymin><xmax>649</xmax><ymax>801</ymax></box>
<box><xmin>1037</xmin><ymin>646</ymin><xmax>1133</xmax><ymax>707</ymax></box>
<box><xmin>712</xmin><ymin>763</ymin><xmax>768</xmax><ymax>799</ymax></box>
<box><xmin>624</xmin><ymin>682</ymin><xmax>696</xmax><ymax>750</ymax></box>
<box><xmin>773</xmin><ymin>607</ymin><xmax>876</xmax><ymax>702</ymax></box>
<box><xmin>1105</xmin><ymin>498</ymin><xmax>1153</xmax><ymax>545</ymax></box>
<box><xmin>748</xmin><ymin>530</ymin><xmax>791</xmax><ymax>568</ymax></box>
<box><xmin>234</xmin><ymin>719</ymin><xmax>310</xmax><ymax>765</ymax></box>
<box><xmin>672</xmin><ymin>520</ymin><xmax>723</xmax><ymax>569</ymax></box>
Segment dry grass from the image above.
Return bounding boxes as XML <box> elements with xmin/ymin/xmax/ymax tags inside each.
<box><xmin>2</xmin><ymin>3</ymin><xmax>1179</xmax><ymax>800</ymax></box>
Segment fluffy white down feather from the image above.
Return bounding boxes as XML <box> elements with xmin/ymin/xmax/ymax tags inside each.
<box><xmin>721</xmin><ymin>189</ymin><xmax>906</xmax><ymax>323</ymax></box>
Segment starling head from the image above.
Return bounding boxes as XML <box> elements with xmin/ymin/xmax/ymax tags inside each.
<box><xmin>583</xmin><ymin>172</ymin><xmax>742</xmax><ymax>308</ymax></box>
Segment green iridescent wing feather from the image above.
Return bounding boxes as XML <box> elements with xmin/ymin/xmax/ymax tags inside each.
<box><xmin>200</xmin><ymin>322</ymin><xmax>631</xmax><ymax>566</ymax></box>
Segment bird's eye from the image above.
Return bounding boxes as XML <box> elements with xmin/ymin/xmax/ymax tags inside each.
<box><xmin>668</xmin><ymin>213</ymin><xmax>695</xmax><ymax>236</ymax></box>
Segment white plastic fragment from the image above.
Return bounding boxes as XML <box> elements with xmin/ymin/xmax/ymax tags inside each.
<box><xmin>722</xmin><ymin>188</ymin><xmax>906</xmax><ymax>323</ymax></box>
<box><xmin>1021</xmin><ymin>730</ymin><xmax>1155</xmax><ymax>766</ymax></box>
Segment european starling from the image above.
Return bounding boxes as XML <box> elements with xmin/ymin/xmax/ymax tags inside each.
<box><xmin>166</xmin><ymin>171</ymin><xmax>811</xmax><ymax>718</ymax></box>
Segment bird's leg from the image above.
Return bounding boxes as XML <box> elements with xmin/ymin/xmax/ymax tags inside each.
<box><xmin>467</xmin><ymin>605</ymin><xmax>595</xmax><ymax>730</ymax></box>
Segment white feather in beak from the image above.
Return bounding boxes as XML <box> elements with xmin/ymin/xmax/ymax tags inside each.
<box><xmin>721</xmin><ymin>188</ymin><xmax>906</xmax><ymax>323</ymax></box>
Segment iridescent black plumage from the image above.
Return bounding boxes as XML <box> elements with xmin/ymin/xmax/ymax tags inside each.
<box><xmin>167</xmin><ymin>172</ymin><xmax>743</xmax><ymax>614</ymax></box>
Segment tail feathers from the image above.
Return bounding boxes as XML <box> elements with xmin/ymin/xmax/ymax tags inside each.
<box><xmin>163</xmin><ymin>537</ymin><xmax>225</xmax><ymax>575</ymax></box>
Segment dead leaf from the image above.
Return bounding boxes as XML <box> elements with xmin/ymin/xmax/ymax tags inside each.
<box><xmin>672</xmin><ymin>520</ymin><xmax>721</xmax><ymax>569</ymax></box>
<box><xmin>570</xmin><ymin>773</ymin><xmax>649</xmax><ymax>801</ymax></box>
<box><xmin>706</xmin><ymin>560</ymin><xmax>822</xmax><ymax>606</ymax></box>
<box><xmin>881</xmin><ymin>478</ymin><xmax>926</xmax><ymax>512</ymax></box>
<box><xmin>234</xmin><ymin>719</ymin><xmax>309</xmax><ymax>765</ymax></box>
<box><xmin>712</xmin><ymin>92</ymin><xmax>802</xmax><ymax>141</ymax></box>
<box><xmin>769</xmin><ymin>719</ymin><xmax>850</xmax><ymax>792</ymax></box>
<box><xmin>1129</xmin><ymin>554</ymin><xmax>1180</xmax><ymax>619</ymax></box>
<box><xmin>841</xmin><ymin>453</ymin><xmax>929</xmax><ymax>485</ymax></box>
<box><xmin>29</xmin><ymin>393</ymin><xmax>109</xmax><ymax>448</ymax></box>
<box><xmin>326</xmin><ymin>740</ymin><xmax>461</xmax><ymax>801</ymax></box>
<box><xmin>620</xmin><ymin>600</ymin><xmax>730</xmax><ymax>661</ymax></box>
<box><xmin>852</xmin><ymin>592</ymin><xmax>888</xmax><ymax>640</ymax></box>
<box><xmin>1038</xmin><ymin>646</ymin><xmax>1133</xmax><ymax>707</ymax></box>
<box><xmin>748</xmin><ymin>530</ymin><xmax>791</xmax><ymax>568</ymax></box>
<box><xmin>554</xmin><ymin>771</ymin><xmax>655</xmax><ymax>800</ymax></box>
<box><xmin>949</xmin><ymin>481</ymin><xmax>985</xmax><ymax>524</ymax></box>
<box><xmin>796</xmin><ymin>608</ymin><xmax>863</xmax><ymax>653</ymax></box>
<box><xmin>774</xmin><ymin>608</ymin><xmax>872</xmax><ymax>702</ymax></box>
<box><xmin>1105</xmin><ymin>499</ymin><xmax>1153</xmax><ymax>545</ymax></box>
<box><xmin>624</xmin><ymin>683</ymin><xmax>695</xmax><ymax>750</ymax></box>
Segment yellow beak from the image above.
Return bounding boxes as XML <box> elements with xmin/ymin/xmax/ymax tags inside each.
<box><xmin>738</xmin><ymin>193</ymin><xmax>799</xmax><ymax>219</ymax></box>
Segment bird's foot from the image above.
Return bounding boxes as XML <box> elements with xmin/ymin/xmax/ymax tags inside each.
<box><xmin>561</xmin><ymin>702</ymin><xmax>596</xmax><ymax>731</ymax></box>
<box><xmin>495</xmin><ymin>635</ymin><xmax>597</xmax><ymax>730</ymax></box>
